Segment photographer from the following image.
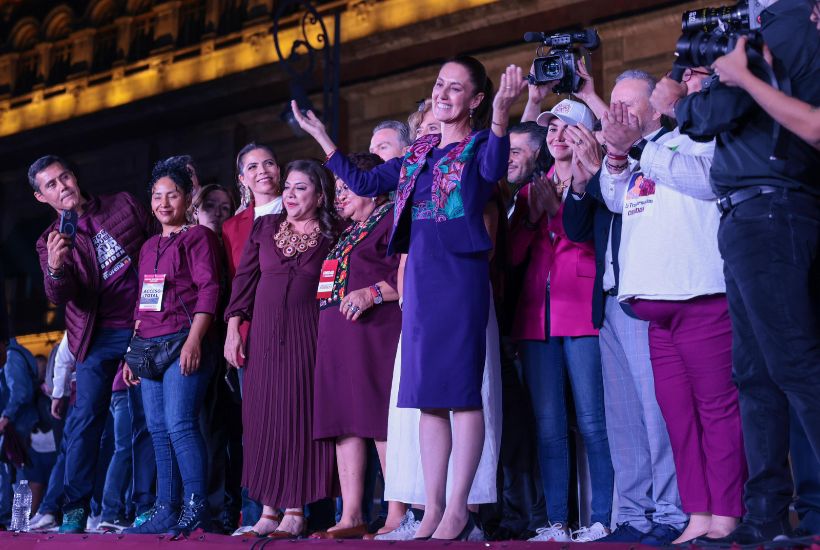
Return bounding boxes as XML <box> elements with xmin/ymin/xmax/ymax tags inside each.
<box><xmin>658</xmin><ymin>0</ymin><xmax>820</xmax><ymax>544</ymax></box>
<box><xmin>30</xmin><ymin>155</ymin><xmax>151</xmax><ymax>533</ymax></box>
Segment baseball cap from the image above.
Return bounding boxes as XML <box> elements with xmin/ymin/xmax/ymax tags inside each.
<box><xmin>536</xmin><ymin>99</ymin><xmax>595</xmax><ymax>130</ymax></box>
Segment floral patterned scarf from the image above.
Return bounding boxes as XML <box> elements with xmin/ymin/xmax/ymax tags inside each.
<box><xmin>319</xmin><ymin>201</ymin><xmax>393</xmax><ymax>310</ymax></box>
<box><xmin>394</xmin><ymin>131</ymin><xmax>480</xmax><ymax>225</ymax></box>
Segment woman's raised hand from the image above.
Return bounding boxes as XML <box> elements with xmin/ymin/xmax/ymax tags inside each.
<box><xmin>290</xmin><ymin>100</ymin><xmax>338</xmax><ymax>156</ymax></box>
<box><xmin>493</xmin><ymin>65</ymin><xmax>528</xmax><ymax>119</ymax></box>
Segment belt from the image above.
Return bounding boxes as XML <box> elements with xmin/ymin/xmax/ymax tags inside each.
<box><xmin>716</xmin><ymin>185</ymin><xmax>781</xmax><ymax>214</ymax></box>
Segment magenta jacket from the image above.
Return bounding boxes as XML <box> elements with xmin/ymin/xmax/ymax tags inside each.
<box><xmin>509</xmin><ymin>182</ymin><xmax>598</xmax><ymax>340</ymax></box>
<box><xmin>36</xmin><ymin>193</ymin><xmax>151</xmax><ymax>362</ymax></box>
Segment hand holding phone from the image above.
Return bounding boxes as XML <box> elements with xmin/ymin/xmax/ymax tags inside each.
<box><xmin>58</xmin><ymin>209</ymin><xmax>78</xmax><ymax>248</ymax></box>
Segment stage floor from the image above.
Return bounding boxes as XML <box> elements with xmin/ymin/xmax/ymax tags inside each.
<box><xmin>1</xmin><ymin>531</ymin><xmax>819</xmax><ymax>549</ymax></box>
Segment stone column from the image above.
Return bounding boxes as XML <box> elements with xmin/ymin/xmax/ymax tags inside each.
<box><xmin>69</xmin><ymin>28</ymin><xmax>96</xmax><ymax>74</ymax></box>
<box><xmin>152</xmin><ymin>0</ymin><xmax>182</xmax><ymax>52</ymax></box>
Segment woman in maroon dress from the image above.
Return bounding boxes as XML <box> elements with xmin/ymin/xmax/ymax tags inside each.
<box><xmin>310</xmin><ymin>153</ymin><xmax>402</xmax><ymax>539</ymax></box>
<box><xmin>224</xmin><ymin>159</ymin><xmax>338</xmax><ymax>538</ymax></box>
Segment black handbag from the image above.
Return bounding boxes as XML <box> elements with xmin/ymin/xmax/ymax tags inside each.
<box><xmin>124</xmin><ymin>331</ymin><xmax>189</xmax><ymax>380</ymax></box>
<box><xmin>125</xmin><ymin>295</ymin><xmax>193</xmax><ymax>380</ymax></box>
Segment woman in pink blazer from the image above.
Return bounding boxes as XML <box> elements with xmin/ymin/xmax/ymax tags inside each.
<box><xmin>508</xmin><ymin>100</ymin><xmax>613</xmax><ymax>543</ymax></box>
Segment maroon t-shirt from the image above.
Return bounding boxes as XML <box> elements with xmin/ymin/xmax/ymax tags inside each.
<box><xmin>78</xmin><ymin>214</ymin><xmax>139</xmax><ymax>329</ymax></box>
<box><xmin>135</xmin><ymin>225</ymin><xmax>221</xmax><ymax>339</ymax></box>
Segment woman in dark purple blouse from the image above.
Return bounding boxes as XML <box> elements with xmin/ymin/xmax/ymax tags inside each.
<box><xmin>310</xmin><ymin>153</ymin><xmax>402</xmax><ymax>539</ymax></box>
<box><xmin>293</xmin><ymin>58</ymin><xmax>526</xmax><ymax>540</ymax></box>
<box><xmin>122</xmin><ymin>158</ymin><xmax>221</xmax><ymax>538</ymax></box>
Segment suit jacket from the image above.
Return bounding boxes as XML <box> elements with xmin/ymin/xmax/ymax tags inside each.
<box><xmin>509</xmin><ymin>182</ymin><xmax>598</xmax><ymax>339</ymax></box>
<box><xmin>221</xmin><ymin>206</ymin><xmax>254</xmax><ymax>366</ymax></box>
<box><xmin>562</xmin><ymin>172</ymin><xmax>621</xmax><ymax>329</ymax></box>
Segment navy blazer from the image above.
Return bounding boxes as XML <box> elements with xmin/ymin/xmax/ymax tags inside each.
<box><xmin>562</xmin><ymin>171</ymin><xmax>622</xmax><ymax>329</ymax></box>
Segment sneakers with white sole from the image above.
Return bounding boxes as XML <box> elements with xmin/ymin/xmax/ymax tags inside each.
<box><xmin>528</xmin><ymin>522</ymin><xmax>572</xmax><ymax>542</ymax></box>
<box><xmin>29</xmin><ymin>512</ymin><xmax>58</xmax><ymax>531</ymax></box>
<box><xmin>572</xmin><ymin>522</ymin><xmax>610</xmax><ymax>542</ymax></box>
<box><xmin>374</xmin><ymin>510</ymin><xmax>421</xmax><ymax>541</ymax></box>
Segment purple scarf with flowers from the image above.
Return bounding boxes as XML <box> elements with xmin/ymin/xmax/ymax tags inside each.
<box><xmin>394</xmin><ymin>132</ymin><xmax>480</xmax><ymax>226</ymax></box>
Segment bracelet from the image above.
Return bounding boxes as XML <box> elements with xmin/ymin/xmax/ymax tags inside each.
<box><xmin>605</xmin><ymin>160</ymin><xmax>628</xmax><ymax>173</ymax></box>
<box><xmin>325</xmin><ymin>149</ymin><xmax>337</xmax><ymax>162</ymax></box>
<box><xmin>47</xmin><ymin>264</ymin><xmax>65</xmax><ymax>279</ymax></box>
<box><xmin>491</xmin><ymin>121</ymin><xmax>504</xmax><ymax>127</ymax></box>
<box><xmin>606</xmin><ymin>152</ymin><xmax>628</xmax><ymax>161</ymax></box>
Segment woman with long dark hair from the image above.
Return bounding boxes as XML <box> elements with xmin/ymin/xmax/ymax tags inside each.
<box><xmin>224</xmin><ymin>159</ymin><xmax>339</xmax><ymax>539</ymax></box>
<box><xmin>293</xmin><ymin>57</ymin><xmax>525</xmax><ymax>540</ymax></box>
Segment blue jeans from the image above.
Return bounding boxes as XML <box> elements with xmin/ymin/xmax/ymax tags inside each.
<box><xmin>519</xmin><ymin>336</ymin><xmax>614</xmax><ymax>526</ymax></box>
<box><xmin>102</xmin><ymin>391</ymin><xmax>133</xmax><ymax>521</ymax></box>
<box><xmin>40</xmin><ymin>405</ymin><xmax>74</xmax><ymax>515</ymax></box>
<box><xmin>128</xmin><ymin>385</ymin><xmax>156</xmax><ymax>515</ymax></box>
<box><xmin>140</xmin><ymin>336</ymin><xmax>213</xmax><ymax>505</ymax></box>
<box><xmin>63</xmin><ymin>328</ymin><xmax>132</xmax><ymax>512</ymax></box>
<box><xmin>791</xmin><ymin>407</ymin><xmax>820</xmax><ymax>534</ymax></box>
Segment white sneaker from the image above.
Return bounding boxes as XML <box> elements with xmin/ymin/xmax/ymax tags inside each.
<box><xmin>29</xmin><ymin>512</ymin><xmax>58</xmax><ymax>531</ymax></box>
<box><xmin>374</xmin><ymin>510</ymin><xmax>421</xmax><ymax>541</ymax></box>
<box><xmin>528</xmin><ymin>522</ymin><xmax>572</xmax><ymax>542</ymax></box>
<box><xmin>572</xmin><ymin>522</ymin><xmax>610</xmax><ymax>542</ymax></box>
<box><xmin>86</xmin><ymin>513</ymin><xmax>102</xmax><ymax>533</ymax></box>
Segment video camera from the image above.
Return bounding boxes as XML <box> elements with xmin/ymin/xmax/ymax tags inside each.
<box><xmin>670</xmin><ymin>0</ymin><xmax>766</xmax><ymax>79</ymax></box>
<box><xmin>524</xmin><ymin>29</ymin><xmax>600</xmax><ymax>94</ymax></box>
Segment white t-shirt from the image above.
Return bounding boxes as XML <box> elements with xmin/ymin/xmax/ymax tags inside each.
<box><xmin>599</xmin><ymin>128</ymin><xmax>724</xmax><ymax>301</ymax></box>
<box><xmin>253</xmin><ymin>196</ymin><xmax>283</xmax><ymax>220</ymax></box>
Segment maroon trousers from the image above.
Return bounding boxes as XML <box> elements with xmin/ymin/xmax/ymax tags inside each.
<box><xmin>631</xmin><ymin>295</ymin><xmax>746</xmax><ymax>517</ymax></box>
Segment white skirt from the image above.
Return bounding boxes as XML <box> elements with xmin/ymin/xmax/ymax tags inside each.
<box><xmin>383</xmin><ymin>296</ymin><xmax>502</xmax><ymax>505</ymax></box>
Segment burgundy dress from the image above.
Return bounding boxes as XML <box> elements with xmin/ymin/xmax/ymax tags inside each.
<box><xmin>313</xmin><ymin>212</ymin><xmax>401</xmax><ymax>440</ymax></box>
<box><xmin>224</xmin><ymin>213</ymin><xmax>335</xmax><ymax>508</ymax></box>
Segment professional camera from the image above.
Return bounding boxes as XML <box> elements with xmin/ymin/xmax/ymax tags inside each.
<box><xmin>524</xmin><ymin>29</ymin><xmax>600</xmax><ymax>94</ymax></box>
<box><xmin>671</xmin><ymin>0</ymin><xmax>765</xmax><ymax>74</ymax></box>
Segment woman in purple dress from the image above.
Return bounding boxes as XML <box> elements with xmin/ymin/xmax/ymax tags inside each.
<box><xmin>310</xmin><ymin>153</ymin><xmax>402</xmax><ymax>539</ymax></box>
<box><xmin>223</xmin><ymin>159</ymin><xmax>338</xmax><ymax>538</ymax></box>
<box><xmin>293</xmin><ymin>58</ymin><xmax>526</xmax><ymax>540</ymax></box>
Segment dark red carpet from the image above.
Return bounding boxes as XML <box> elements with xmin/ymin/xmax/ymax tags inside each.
<box><xmin>1</xmin><ymin>532</ymin><xmax>818</xmax><ymax>549</ymax></box>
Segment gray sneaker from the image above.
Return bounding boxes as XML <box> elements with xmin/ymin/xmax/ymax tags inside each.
<box><xmin>374</xmin><ymin>510</ymin><xmax>421</xmax><ymax>541</ymax></box>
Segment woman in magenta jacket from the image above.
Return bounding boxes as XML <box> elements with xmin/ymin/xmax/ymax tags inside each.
<box><xmin>508</xmin><ymin>100</ymin><xmax>613</xmax><ymax>542</ymax></box>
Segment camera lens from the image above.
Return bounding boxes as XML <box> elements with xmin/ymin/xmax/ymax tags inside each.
<box><xmin>681</xmin><ymin>2</ymin><xmax>749</xmax><ymax>32</ymax></box>
<box><xmin>543</xmin><ymin>58</ymin><xmax>562</xmax><ymax>79</ymax></box>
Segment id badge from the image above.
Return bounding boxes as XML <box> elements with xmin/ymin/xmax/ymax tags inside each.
<box><xmin>139</xmin><ymin>273</ymin><xmax>166</xmax><ymax>311</ymax></box>
<box><xmin>316</xmin><ymin>260</ymin><xmax>339</xmax><ymax>299</ymax></box>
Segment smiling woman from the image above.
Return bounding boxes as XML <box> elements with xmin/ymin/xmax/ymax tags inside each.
<box><xmin>122</xmin><ymin>156</ymin><xmax>222</xmax><ymax>538</ymax></box>
<box><xmin>293</xmin><ymin>56</ymin><xmax>526</xmax><ymax>540</ymax></box>
<box><xmin>223</xmin><ymin>159</ymin><xmax>339</xmax><ymax>538</ymax></box>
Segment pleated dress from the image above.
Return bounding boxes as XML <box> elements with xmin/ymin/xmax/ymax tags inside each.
<box><xmin>224</xmin><ymin>213</ymin><xmax>335</xmax><ymax>508</ymax></box>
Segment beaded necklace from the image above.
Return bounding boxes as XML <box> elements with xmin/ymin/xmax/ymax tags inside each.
<box><xmin>274</xmin><ymin>220</ymin><xmax>320</xmax><ymax>257</ymax></box>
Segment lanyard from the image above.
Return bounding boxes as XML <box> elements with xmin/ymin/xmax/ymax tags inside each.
<box><xmin>153</xmin><ymin>226</ymin><xmax>188</xmax><ymax>274</ymax></box>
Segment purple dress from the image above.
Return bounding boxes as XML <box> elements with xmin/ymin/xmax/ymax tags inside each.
<box><xmin>326</xmin><ymin>131</ymin><xmax>508</xmax><ymax>410</ymax></box>
<box><xmin>313</xmin><ymin>212</ymin><xmax>401</xmax><ymax>440</ymax></box>
<box><xmin>224</xmin><ymin>213</ymin><xmax>335</xmax><ymax>508</ymax></box>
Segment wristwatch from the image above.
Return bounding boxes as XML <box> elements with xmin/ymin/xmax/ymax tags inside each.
<box><xmin>369</xmin><ymin>284</ymin><xmax>383</xmax><ymax>305</ymax></box>
<box><xmin>628</xmin><ymin>138</ymin><xmax>648</xmax><ymax>161</ymax></box>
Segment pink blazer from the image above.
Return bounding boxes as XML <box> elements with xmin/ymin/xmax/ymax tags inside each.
<box><xmin>509</xmin><ymin>182</ymin><xmax>598</xmax><ymax>340</ymax></box>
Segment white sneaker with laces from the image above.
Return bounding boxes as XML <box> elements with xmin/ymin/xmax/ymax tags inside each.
<box><xmin>528</xmin><ymin>522</ymin><xmax>572</xmax><ymax>542</ymax></box>
<box><xmin>374</xmin><ymin>510</ymin><xmax>421</xmax><ymax>541</ymax></box>
<box><xmin>86</xmin><ymin>513</ymin><xmax>103</xmax><ymax>533</ymax></box>
<box><xmin>572</xmin><ymin>522</ymin><xmax>610</xmax><ymax>542</ymax></box>
<box><xmin>29</xmin><ymin>512</ymin><xmax>58</xmax><ymax>531</ymax></box>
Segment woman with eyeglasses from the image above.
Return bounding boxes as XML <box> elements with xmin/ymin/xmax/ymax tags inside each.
<box><xmin>310</xmin><ymin>152</ymin><xmax>402</xmax><ymax>539</ymax></box>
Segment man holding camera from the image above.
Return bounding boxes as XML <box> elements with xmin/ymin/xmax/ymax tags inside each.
<box><xmin>30</xmin><ymin>155</ymin><xmax>150</xmax><ymax>533</ymax></box>
<box><xmin>653</xmin><ymin>0</ymin><xmax>820</xmax><ymax>543</ymax></box>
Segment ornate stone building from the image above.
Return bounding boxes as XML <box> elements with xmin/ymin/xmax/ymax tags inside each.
<box><xmin>0</xmin><ymin>0</ymin><xmax>712</xmax><ymax>349</ymax></box>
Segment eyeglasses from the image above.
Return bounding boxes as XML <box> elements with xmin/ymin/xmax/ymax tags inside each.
<box><xmin>682</xmin><ymin>68</ymin><xmax>713</xmax><ymax>82</ymax></box>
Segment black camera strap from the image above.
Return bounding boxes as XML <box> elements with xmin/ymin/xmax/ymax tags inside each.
<box><xmin>768</xmin><ymin>55</ymin><xmax>792</xmax><ymax>168</ymax></box>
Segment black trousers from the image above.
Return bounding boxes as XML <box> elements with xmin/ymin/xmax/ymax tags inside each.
<box><xmin>717</xmin><ymin>187</ymin><xmax>820</xmax><ymax>524</ymax></box>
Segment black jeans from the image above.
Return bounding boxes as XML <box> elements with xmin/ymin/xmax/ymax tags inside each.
<box><xmin>717</xmin><ymin>187</ymin><xmax>820</xmax><ymax>524</ymax></box>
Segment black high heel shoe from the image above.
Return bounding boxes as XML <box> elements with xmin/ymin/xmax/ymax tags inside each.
<box><xmin>430</xmin><ymin>515</ymin><xmax>476</xmax><ymax>542</ymax></box>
